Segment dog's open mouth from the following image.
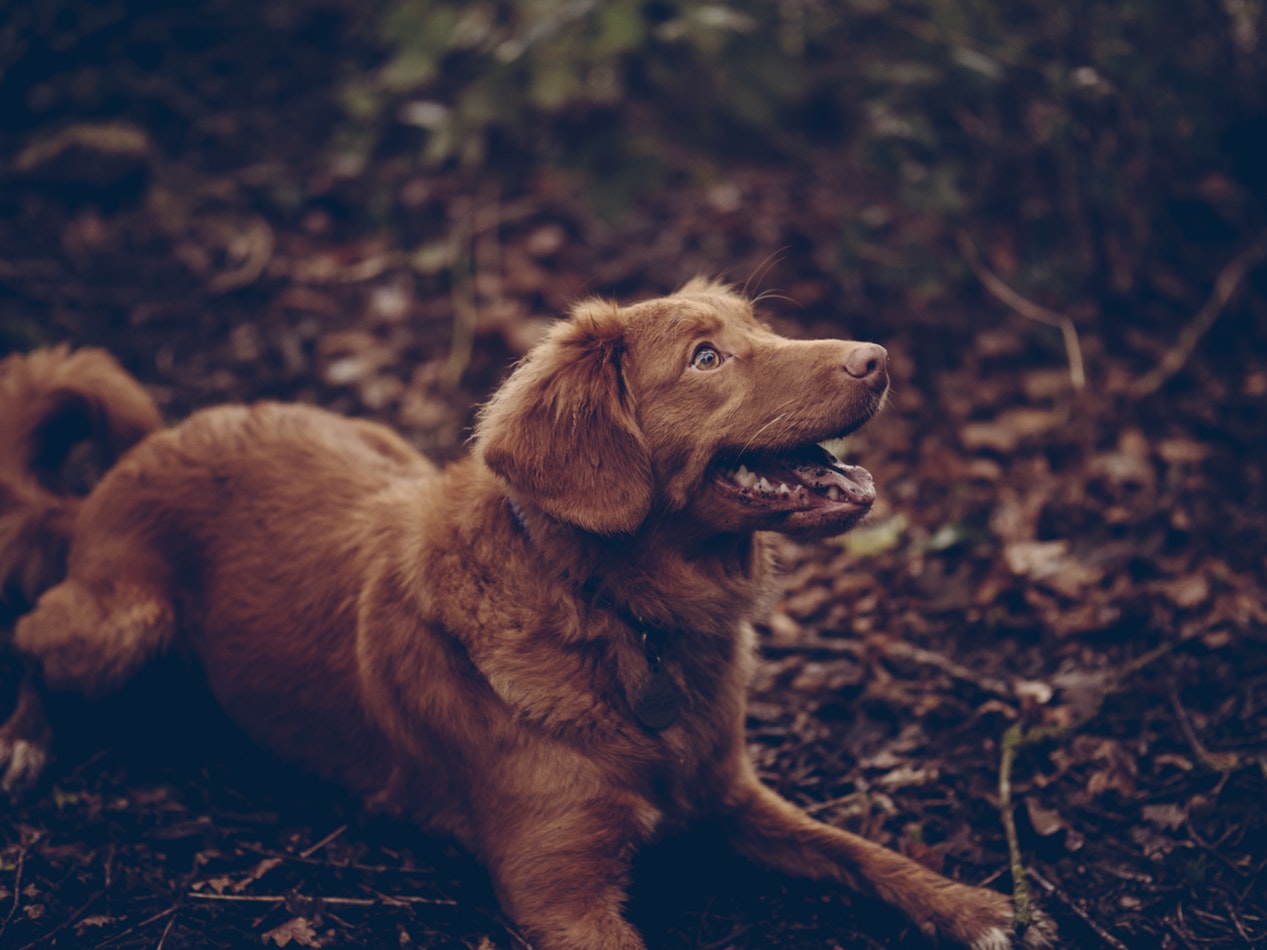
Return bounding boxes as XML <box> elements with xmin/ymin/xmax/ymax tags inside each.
<box><xmin>711</xmin><ymin>440</ymin><xmax>875</xmax><ymax>517</ymax></box>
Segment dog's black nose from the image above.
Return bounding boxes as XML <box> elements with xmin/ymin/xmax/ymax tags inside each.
<box><xmin>844</xmin><ymin>343</ymin><xmax>888</xmax><ymax>389</ymax></box>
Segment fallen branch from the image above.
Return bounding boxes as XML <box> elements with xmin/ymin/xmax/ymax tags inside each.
<box><xmin>1133</xmin><ymin>231</ymin><xmax>1267</xmax><ymax>396</ymax></box>
<box><xmin>957</xmin><ymin>230</ymin><xmax>1086</xmax><ymax>391</ymax></box>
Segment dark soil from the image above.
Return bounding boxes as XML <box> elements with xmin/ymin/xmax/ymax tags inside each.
<box><xmin>2</xmin><ymin>7</ymin><xmax>1265</xmax><ymax>949</ymax></box>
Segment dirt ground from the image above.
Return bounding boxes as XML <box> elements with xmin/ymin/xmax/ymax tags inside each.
<box><xmin>2</xmin><ymin>7</ymin><xmax>1266</xmax><ymax>950</ymax></box>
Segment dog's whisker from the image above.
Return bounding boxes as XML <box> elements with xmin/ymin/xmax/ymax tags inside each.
<box><xmin>735</xmin><ymin>407</ymin><xmax>796</xmax><ymax>460</ymax></box>
<box><xmin>744</xmin><ymin>248</ymin><xmax>789</xmax><ymax>299</ymax></box>
<box><xmin>751</xmin><ymin>290</ymin><xmax>802</xmax><ymax>310</ymax></box>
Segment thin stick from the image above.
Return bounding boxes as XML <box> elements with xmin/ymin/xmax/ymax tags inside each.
<box><xmin>999</xmin><ymin>722</ymin><xmax>1033</xmax><ymax>927</ymax></box>
<box><xmin>1166</xmin><ymin>678</ymin><xmax>1242</xmax><ymax>772</ymax></box>
<box><xmin>92</xmin><ymin>905</ymin><xmax>179</xmax><ymax>948</ymax></box>
<box><xmin>187</xmin><ymin>892</ymin><xmax>457</xmax><ymax>907</ymax></box>
<box><xmin>803</xmin><ymin>790</ymin><xmax>868</xmax><ymax>816</ymax></box>
<box><xmin>1135</xmin><ymin>231</ymin><xmax>1267</xmax><ymax>396</ymax></box>
<box><xmin>154</xmin><ymin>909</ymin><xmax>178</xmax><ymax>950</ymax></box>
<box><xmin>445</xmin><ymin>235</ymin><xmax>477</xmax><ymax>388</ymax></box>
<box><xmin>1</xmin><ymin>843</ymin><xmax>27</xmax><ymax>938</ymax></box>
<box><xmin>877</xmin><ymin>639</ymin><xmax>1013</xmax><ymax>699</ymax></box>
<box><xmin>764</xmin><ymin>635</ymin><xmax>1013</xmax><ymax>699</ymax></box>
<box><xmin>957</xmin><ymin>231</ymin><xmax>1086</xmax><ymax>391</ymax></box>
<box><xmin>1028</xmin><ymin>868</ymin><xmax>1129</xmax><ymax>950</ymax></box>
<box><xmin>15</xmin><ymin>892</ymin><xmax>100</xmax><ymax>950</ymax></box>
<box><xmin>299</xmin><ymin>824</ymin><xmax>348</xmax><ymax>860</ymax></box>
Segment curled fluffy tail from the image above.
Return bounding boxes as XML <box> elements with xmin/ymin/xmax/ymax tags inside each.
<box><xmin>0</xmin><ymin>346</ymin><xmax>161</xmax><ymax>609</ymax></box>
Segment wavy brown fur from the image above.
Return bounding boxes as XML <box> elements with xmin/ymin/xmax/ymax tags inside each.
<box><xmin>0</xmin><ymin>284</ymin><xmax>1045</xmax><ymax>949</ymax></box>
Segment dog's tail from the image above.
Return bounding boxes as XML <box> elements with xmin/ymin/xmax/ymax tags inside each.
<box><xmin>0</xmin><ymin>346</ymin><xmax>161</xmax><ymax>609</ymax></box>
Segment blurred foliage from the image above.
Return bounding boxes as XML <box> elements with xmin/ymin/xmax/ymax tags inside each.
<box><xmin>2</xmin><ymin>0</ymin><xmax>1265</xmax><ymax>315</ymax></box>
<box><xmin>335</xmin><ymin>0</ymin><xmax>815</xmax><ymax>211</ymax></box>
<box><xmin>343</xmin><ymin>0</ymin><xmax>1267</xmax><ymax>303</ymax></box>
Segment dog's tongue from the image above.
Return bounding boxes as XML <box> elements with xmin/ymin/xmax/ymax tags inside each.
<box><xmin>725</xmin><ymin>443</ymin><xmax>876</xmax><ymax>506</ymax></box>
<box><xmin>788</xmin><ymin>458</ymin><xmax>874</xmax><ymax>504</ymax></box>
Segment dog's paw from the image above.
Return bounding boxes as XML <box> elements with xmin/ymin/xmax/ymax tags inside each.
<box><xmin>1014</xmin><ymin>909</ymin><xmax>1058</xmax><ymax>949</ymax></box>
<box><xmin>923</xmin><ymin>881</ymin><xmax>1056</xmax><ymax>950</ymax></box>
<box><xmin>968</xmin><ymin>927</ymin><xmax>1012</xmax><ymax>950</ymax></box>
<box><xmin>957</xmin><ymin>905</ymin><xmax>1057</xmax><ymax>950</ymax></box>
<box><xmin>0</xmin><ymin>733</ymin><xmax>49</xmax><ymax>799</ymax></box>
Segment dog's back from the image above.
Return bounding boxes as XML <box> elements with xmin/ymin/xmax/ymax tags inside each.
<box><xmin>16</xmin><ymin>391</ymin><xmax>441</xmax><ymax>793</ymax></box>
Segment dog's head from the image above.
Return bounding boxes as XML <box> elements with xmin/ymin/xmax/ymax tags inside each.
<box><xmin>475</xmin><ymin>279</ymin><xmax>888</xmax><ymax>539</ymax></box>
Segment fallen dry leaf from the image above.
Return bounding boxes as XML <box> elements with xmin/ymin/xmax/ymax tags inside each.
<box><xmin>262</xmin><ymin>916</ymin><xmax>323</xmax><ymax>948</ymax></box>
<box><xmin>1005</xmin><ymin>539</ymin><xmax>1104</xmax><ymax>598</ymax></box>
<box><xmin>960</xmin><ymin>407</ymin><xmax>1062</xmax><ymax>453</ymax></box>
<box><xmin>1025</xmin><ymin>798</ymin><xmax>1067</xmax><ymax>837</ymax></box>
<box><xmin>1141</xmin><ymin>803</ymin><xmax>1187</xmax><ymax>831</ymax></box>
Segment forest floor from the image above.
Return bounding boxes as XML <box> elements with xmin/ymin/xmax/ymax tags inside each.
<box><xmin>2</xmin><ymin>14</ymin><xmax>1266</xmax><ymax>950</ymax></box>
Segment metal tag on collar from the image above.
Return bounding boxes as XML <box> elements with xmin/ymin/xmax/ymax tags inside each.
<box><xmin>634</xmin><ymin>628</ymin><xmax>682</xmax><ymax>731</ymax></box>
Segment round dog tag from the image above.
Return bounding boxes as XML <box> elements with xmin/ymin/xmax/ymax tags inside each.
<box><xmin>635</xmin><ymin>668</ymin><xmax>682</xmax><ymax>731</ymax></box>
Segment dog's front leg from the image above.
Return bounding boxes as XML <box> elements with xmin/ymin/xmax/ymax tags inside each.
<box><xmin>0</xmin><ymin>661</ymin><xmax>52</xmax><ymax>798</ymax></box>
<box><xmin>716</xmin><ymin>758</ymin><xmax>1029</xmax><ymax>950</ymax></box>
<box><xmin>479</xmin><ymin>801</ymin><xmax>648</xmax><ymax>950</ymax></box>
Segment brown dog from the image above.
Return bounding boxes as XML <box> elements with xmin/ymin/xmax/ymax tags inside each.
<box><xmin>0</xmin><ymin>281</ymin><xmax>1038</xmax><ymax>949</ymax></box>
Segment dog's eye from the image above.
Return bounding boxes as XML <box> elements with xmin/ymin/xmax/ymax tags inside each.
<box><xmin>691</xmin><ymin>345</ymin><xmax>723</xmax><ymax>371</ymax></box>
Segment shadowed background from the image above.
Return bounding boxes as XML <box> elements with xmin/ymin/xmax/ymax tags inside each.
<box><xmin>1</xmin><ymin>2</ymin><xmax>1265</xmax><ymax>947</ymax></box>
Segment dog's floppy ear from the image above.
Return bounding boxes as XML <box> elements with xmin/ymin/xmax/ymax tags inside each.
<box><xmin>475</xmin><ymin>299</ymin><xmax>653</xmax><ymax>535</ymax></box>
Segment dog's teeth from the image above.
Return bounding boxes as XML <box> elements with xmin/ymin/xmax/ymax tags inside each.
<box><xmin>756</xmin><ymin>477</ymin><xmax>773</xmax><ymax>492</ymax></box>
<box><xmin>731</xmin><ymin>465</ymin><xmax>757</xmax><ymax>489</ymax></box>
<box><xmin>826</xmin><ymin>486</ymin><xmax>842</xmax><ymax>501</ymax></box>
<box><xmin>777</xmin><ymin>483</ymin><xmax>791</xmax><ymax>494</ymax></box>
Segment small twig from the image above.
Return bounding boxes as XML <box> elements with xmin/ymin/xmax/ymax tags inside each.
<box><xmin>958</xmin><ymin>230</ymin><xmax>1086</xmax><ymax>391</ymax></box>
<box><xmin>92</xmin><ymin>905</ymin><xmax>179</xmax><ymax>948</ymax></box>
<box><xmin>803</xmin><ymin>789</ymin><xmax>868</xmax><ymax>816</ymax></box>
<box><xmin>999</xmin><ymin>722</ymin><xmax>1033</xmax><ymax>927</ymax></box>
<box><xmin>1027</xmin><ymin>868</ymin><xmax>1129</xmax><ymax>950</ymax></box>
<box><xmin>16</xmin><ymin>892</ymin><xmax>100</xmax><ymax>950</ymax></box>
<box><xmin>1169</xmin><ymin>906</ymin><xmax>1202</xmax><ymax>950</ymax></box>
<box><xmin>761</xmin><ymin>635</ymin><xmax>863</xmax><ymax>656</ymax></box>
<box><xmin>1134</xmin><ymin>231</ymin><xmax>1267</xmax><ymax>396</ymax></box>
<box><xmin>1167</xmin><ymin>677</ymin><xmax>1242</xmax><ymax>772</ymax></box>
<box><xmin>154</xmin><ymin>909</ymin><xmax>178</xmax><ymax>950</ymax></box>
<box><xmin>298</xmin><ymin>824</ymin><xmax>347</xmax><ymax>860</ymax></box>
<box><xmin>874</xmin><ymin>639</ymin><xmax>1013</xmax><ymax>700</ymax></box>
<box><xmin>445</xmin><ymin>235</ymin><xmax>477</xmax><ymax>388</ymax></box>
<box><xmin>764</xmin><ymin>635</ymin><xmax>1014</xmax><ymax>699</ymax></box>
<box><xmin>238</xmin><ymin>839</ymin><xmax>438</xmax><ymax>875</ymax></box>
<box><xmin>1</xmin><ymin>841</ymin><xmax>28</xmax><ymax>939</ymax></box>
<box><xmin>1227</xmin><ymin>901</ymin><xmax>1258</xmax><ymax>947</ymax></box>
<box><xmin>187</xmin><ymin>891</ymin><xmax>457</xmax><ymax>907</ymax></box>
